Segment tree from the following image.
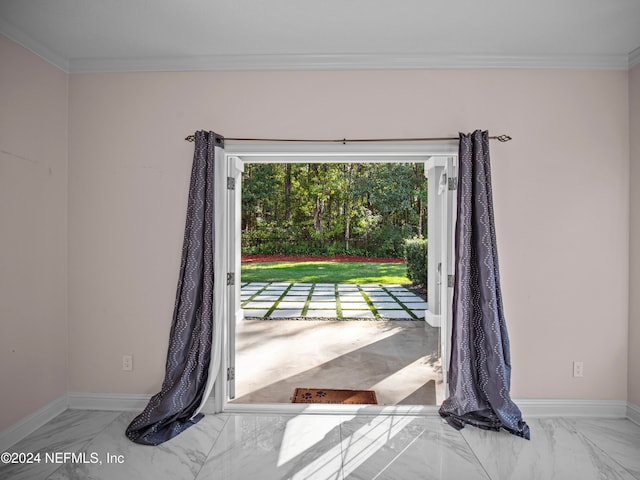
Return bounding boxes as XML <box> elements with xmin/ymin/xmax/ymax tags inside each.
<box><xmin>241</xmin><ymin>162</ymin><xmax>428</xmax><ymax>257</ymax></box>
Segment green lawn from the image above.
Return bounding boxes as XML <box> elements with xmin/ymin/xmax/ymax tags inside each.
<box><xmin>241</xmin><ymin>261</ymin><xmax>409</xmax><ymax>284</ymax></box>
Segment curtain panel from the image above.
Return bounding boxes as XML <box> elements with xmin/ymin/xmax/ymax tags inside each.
<box><xmin>126</xmin><ymin>131</ymin><xmax>220</xmax><ymax>445</ymax></box>
<box><xmin>439</xmin><ymin>130</ymin><xmax>530</xmax><ymax>440</ymax></box>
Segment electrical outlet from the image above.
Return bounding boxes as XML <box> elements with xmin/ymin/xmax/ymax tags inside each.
<box><xmin>122</xmin><ymin>354</ymin><xmax>133</xmax><ymax>371</ymax></box>
<box><xmin>573</xmin><ymin>361</ymin><xmax>584</xmax><ymax>377</ymax></box>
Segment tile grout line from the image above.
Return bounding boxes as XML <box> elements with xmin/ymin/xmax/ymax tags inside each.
<box><xmin>457</xmin><ymin>427</ymin><xmax>497</xmax><ymax>480</ymax></box>
<box><xmin>42</xmin><ymin>411</ymin><xmax>131</xmax><ymax>480</ymax></box>
<box><xmin>193</xmin><ymin>414</ymin><xmax>232</xmax><ymax>480</ymax></box>
<box><xmin>338</xmin><ymin>415</ymin><xmax>346</xmax><ymax>480</ymax></box>
<box><xmin>565</xmin><ymin>419</ymin><xmax>640</xmax><ymax>480</ymax></box>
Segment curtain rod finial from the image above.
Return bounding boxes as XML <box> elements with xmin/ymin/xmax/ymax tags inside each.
<box><xmin>185</xmin><ymin>135</ymin><xmax>195</xmax><ymax>142</ymax></box>
<box><xmin>496</xmin><ymin>135</ymin><xmax>512</xmax><ymax>142</ymax></box>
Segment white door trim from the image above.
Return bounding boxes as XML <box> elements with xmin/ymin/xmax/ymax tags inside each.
<box><xmin>219</xmin><ymin>142</ymin><xmax>457</xmax><ymax>413</ymax></box>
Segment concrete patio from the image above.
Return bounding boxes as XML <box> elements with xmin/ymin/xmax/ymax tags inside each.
<box><xmin>234</xmin><ymin>282</ymin><xmax>442</xmax><ymax>405</ymax></box>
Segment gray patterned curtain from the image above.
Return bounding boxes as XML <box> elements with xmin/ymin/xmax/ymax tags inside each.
<box><xmin>126</xmin><ymin>131</ymin><xmax>222</xmax><ymax>445</ymax></box>
<box><xmin>439</xmin><ymin>130</ymin><xmax>530</xmax><ymax>440</ymax></box>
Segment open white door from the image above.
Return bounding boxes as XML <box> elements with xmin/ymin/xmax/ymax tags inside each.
<box><xmin>424</xmin><ymin>155</ymin><xmax>457</xmax><ymax>403</ymax></box>
<box><xmin>439</xmin><ymin>156</ymin><xmax>457</xmax><ymax>398</ymax></box>
<box><xmin>226</xmin><ymin>155</ymin><xmax>244</xmax><ymax>401</ymax></box>
<box><xmin>196</xmin><ymin>139</ymin><xmax>230</xmax><ymax>415</ymax></box>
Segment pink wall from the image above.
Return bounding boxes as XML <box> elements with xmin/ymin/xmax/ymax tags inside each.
<box><xmin>0</xmin><ymin>36</ymin><xmax>69</xmax><ymax>430</ymax></box>
<box><xmin>629</xmin><ymin>64</ymin><xmax>640</xmax><ymax>408</ymax></box>
<box><xmin>68</xmin><ymin>69</ymin><xmax>630</xmax><ymax>401</ymax></box>
<box><xmin>2</xmin><ymin>30</ymin><xmax>636</xmax><ymax>431</ymax></box>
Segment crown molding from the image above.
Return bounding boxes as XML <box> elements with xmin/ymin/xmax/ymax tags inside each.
<box><xmin>69</xmin><ymin>52</ymin><xmax>630</xmax><ymax>73</ymax></box>
<box><xmin>1</xmin><ymin>24</ymin><xmax>634</xmax><ymax>73</ymax></box>
<box><xmin>630</xmin><ymin>46</ymin><xmax>640</xmax><ymax>68</ymax></box>
<box><xmin>0</xmin><ymin>20</ymin><xmax>69</xmax><ymax>72</ymax></box>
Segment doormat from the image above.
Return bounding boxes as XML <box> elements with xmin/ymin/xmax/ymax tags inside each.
<box><xmin>291</xmin><ymin>388</ymin><xmax>378</xmax><ymax>404</ymax></box>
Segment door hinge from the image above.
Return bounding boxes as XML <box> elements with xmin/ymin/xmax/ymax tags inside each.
<box><xmin>227</xmin><ymin>367</ymin><xmax>235</xmax><ymax>381</ymax></box>
<box><xmin>448</xmin><ymin>177</ymin><xmax>458</xmax><ymax>191</ymax></box>
<box><xmin>438</xmin><ymin>172</ymin><xmax>447</xmax><ymax>195</ymax></box>
<box><xmin>447</xmin><ymin>274</ymin><xmax>455</xmax><ymax>288</ymax></box>
<box><xmin>227</xmin><ymin>176</ymin><xmax>236</xmax><ymax>190</ymax></box>
<box><xmin>226</xmin><ymin>272</ymin><xmax>235</xmax><ymax>286</ymax></box>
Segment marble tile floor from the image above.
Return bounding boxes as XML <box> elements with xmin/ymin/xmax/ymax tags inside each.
<box><xmin>3</xmin><ymin>409</ymin><xmax>639</xmax><ymax>480</ymax></box>
<box><xmin>241</xmin><ymin>282</ymin><xmax>428</xmax><ymax>320</ymax></box>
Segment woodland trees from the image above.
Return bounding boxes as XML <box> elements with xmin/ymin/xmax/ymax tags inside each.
<box><xmin>242</xmin><ymin>162</ymin><xmax>428</xmax><ymax>258</ymax></box>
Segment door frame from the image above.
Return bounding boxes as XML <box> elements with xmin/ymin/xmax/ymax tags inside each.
<box><xmin>213</xmin><ymin>142</ymin><xmax>458</xmax><ymax>415</ymax></box>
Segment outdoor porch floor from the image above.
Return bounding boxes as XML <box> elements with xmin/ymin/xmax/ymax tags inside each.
<box><xmin>232</xmin><ymin>318</ymin><xmax>443</xmax><ymax>405</ymax></box>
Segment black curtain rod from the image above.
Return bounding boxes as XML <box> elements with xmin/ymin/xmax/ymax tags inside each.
<box><xmin>184</xmin><ymin>134</ymin><xmax>512</xmax><ymax>144</ymax></box>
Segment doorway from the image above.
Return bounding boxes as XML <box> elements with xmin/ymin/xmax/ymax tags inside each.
<box><xmin>217</xmin><ymin>144</ymin><xmax>457</xmax><ymax>414</ymax></box>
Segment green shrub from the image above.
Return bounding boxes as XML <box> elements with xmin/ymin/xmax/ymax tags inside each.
<box><xmin>403</xmin><ymin>237</ymin><xmax>427</xmax><ymax>288</ymax></box>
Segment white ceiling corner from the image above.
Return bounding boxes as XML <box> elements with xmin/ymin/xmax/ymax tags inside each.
<box><xmin>0</xmin><ymin>16</ymin><xmax>69</xmax><ymax>71</ymax></box>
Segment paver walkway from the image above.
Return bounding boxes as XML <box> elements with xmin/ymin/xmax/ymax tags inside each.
<box><xmin>241</xmin><ymin>282</ymin><xmax>428</xmax><ymax>320</ymax></box>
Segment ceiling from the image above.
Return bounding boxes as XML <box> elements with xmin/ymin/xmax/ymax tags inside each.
<box><xmin>1</xmin><ymin>0</ymin><xmax>640</xmax><ymax>72</ymax></box>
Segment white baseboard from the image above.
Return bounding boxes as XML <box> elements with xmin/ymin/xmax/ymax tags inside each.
<box><xmin>627</xmin><ymin>402</ymin><xmax>640</xmax><ymax>425</ymax></box>
<box><xmin>515</xmin><ymin>399</ymin><xmax>628</xmax><ymax>418</ymax></box>
<box><xmin>0</xmin><ymin>395</ymin><xmax>68</xmax><ymax>453</ymax></box>
<box><xmin>67</xmin><ymin>392</ymin><xmax>218</xmax><ymax>414</ymax></box>
<box><xmin>67</xmin><ymin>392</ymin><xmax>152</xmax><ymax>411</ymax></box>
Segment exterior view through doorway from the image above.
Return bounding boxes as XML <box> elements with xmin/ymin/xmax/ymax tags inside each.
<box><xmin>218</xmin><ymin>144</ymin><xmax>457</xmax><ymax>414</ymax></box>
